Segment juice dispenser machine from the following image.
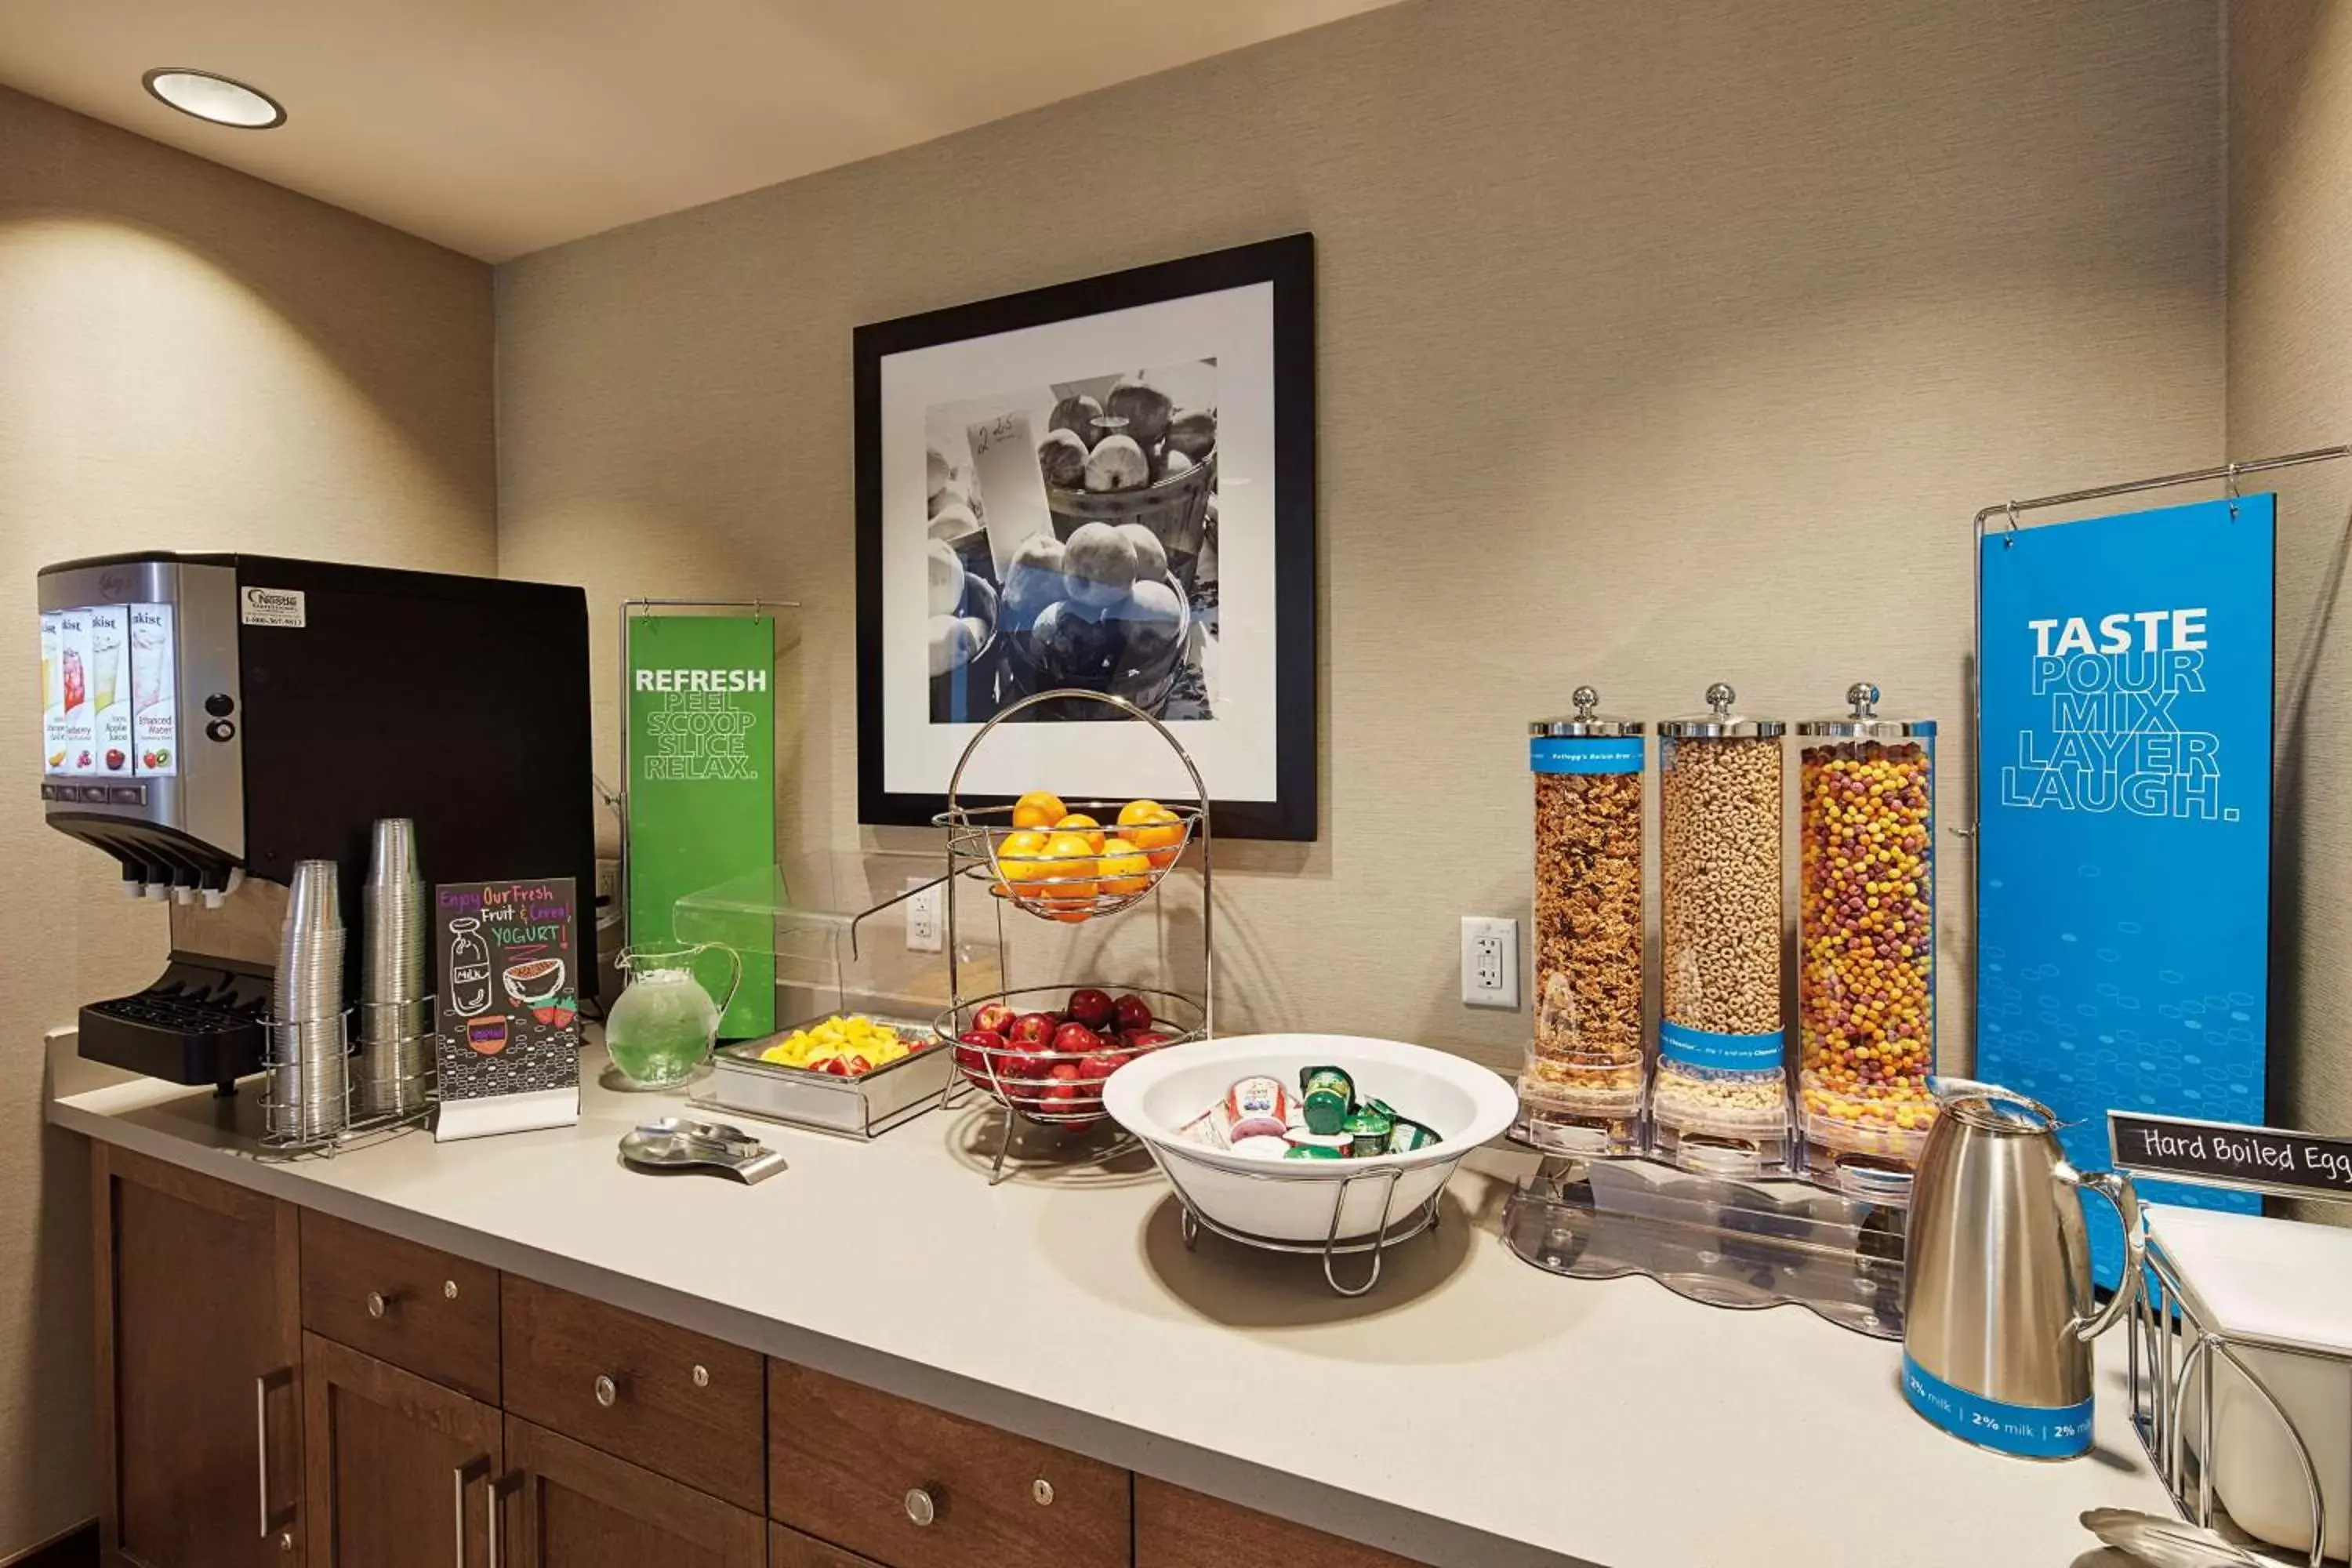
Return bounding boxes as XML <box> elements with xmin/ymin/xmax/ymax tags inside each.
<box><xmin>37</xmin><ymin>551</ymin><xmax>597</xmax><ymax>1090</ymax></box>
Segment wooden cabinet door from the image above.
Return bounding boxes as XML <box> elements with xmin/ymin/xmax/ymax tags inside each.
<box><xmin>303</xmin><ymin>1334</ymin><xmax>503</xmax><ymax>1568</ymax></box>
<box><xmin>94</xmin><ymin>1143</ymin><xmax>304</xmax><ymax>1568</ymax></box>
<box><xmin>1136</xmin><ymin>1478</ymin><xmax>1426</xmax><ymax>1567</ymax></box>
<box><xmin>504</xmin><ymin>1415</ymin><xmax>764</xmax><ymax>1568</ymax></box>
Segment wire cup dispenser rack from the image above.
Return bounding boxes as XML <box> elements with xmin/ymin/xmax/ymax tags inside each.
<box><xmin>935</xmin><ymin>688</ymin><xmax>1214</xmax><ymax>1182</ymax></box>
<box><xmin>258</xmin><ymin>1004</ymin><xmax>438</xmax><ymax>1158</ymax></box>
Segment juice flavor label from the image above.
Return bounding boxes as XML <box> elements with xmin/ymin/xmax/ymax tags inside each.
<box><xmin>129</xmin><ymin>604</ymin><xmax>177</xmax><ymax>775</ymax></box>
<box><xmin>54</xmin><ymin>609</ymin><xmax>95</xmax><ymax>774</ymax></box>
<box><xmin>85</xmin><ymin>607</ymin><xmax>131</xmax><ymax>773</ymax></box>
<box><xmin>39</xmin><ymin>612</ymin><xmax>64</xmax><ymax>771</ymax></box>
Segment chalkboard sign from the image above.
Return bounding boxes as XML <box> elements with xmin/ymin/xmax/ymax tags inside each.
<box><xmin>434</xmin><ymin>877</ymin><xmax>580</xmax><ymax>1141</ymax></box>
<box><xmin>2108</xmin><ymin>1110</ymin><xmax>2352</xmax><ymax>1203</ymax></box>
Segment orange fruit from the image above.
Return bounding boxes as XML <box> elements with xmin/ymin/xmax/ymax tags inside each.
<box><xmin>1098</xmin><ymin>837</ymin><xmax>1152</xmax><ymax>897</ymax></box>
<box><xmin>1122</xmin><ymin>804</ymin><xmax>1185</xmax><ymax>869</ymax></box>
<box><xmin>1038</xmin><ymin>831</ymin><xmax>1100</xmax><ymax>905</ymax></box>
<box><xmin>1011</xmin><ymin>791</ymin><xmax>1066</xmax><ymax>830</ymax></box>
<box><xmin>1054</xmin><ymin>813</ymin><xmax>1107</xmax><ymax>853</ymax></box>
<box><xmin>997</xmin><ymin>828</ymin><xmax>1056</xmax><ymax>904</ymax></box>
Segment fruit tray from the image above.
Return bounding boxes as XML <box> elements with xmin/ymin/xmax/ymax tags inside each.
<box><xmin>695</xmin><ymin>1014</ymin><xmax>953</xmax><ymax>1140</ymax></box>
<box><xmin>935</xmin><ymin>799</ymin><xmax>1202</xmax><ymax>924</ymax></box>
<box><xmin>937</xmin><ymin>985</ymin><xmax>1206</xmax><ymax>1127</ymax></box>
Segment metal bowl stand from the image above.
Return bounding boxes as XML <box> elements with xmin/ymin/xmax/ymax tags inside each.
<box><xmin>1144</xmin><ymin>1143</ymin><xmax>1442</xmax><ymax>1298</ymax></box>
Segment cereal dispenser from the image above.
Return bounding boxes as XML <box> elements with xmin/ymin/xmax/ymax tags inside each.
<box><xmin>1653</xmin><ymin>683</ymin><xmax>1788</xmax><ymax>1173</ymax></box>
<box><xmin>1795</xmin><ymin>682</ymin><xmax>1936</xmax><ymax>1192</ymax></box>
<box><xmin>1519</xmin><ymin>688</ymin><xmax>1646</xmax><ymax>1156</ymax></box>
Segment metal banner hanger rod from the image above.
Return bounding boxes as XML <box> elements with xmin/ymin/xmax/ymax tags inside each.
<box><xmin>1975</xmin><ymin>442</ymin><xmax>2352</xmax><ymax>534</ymax></box>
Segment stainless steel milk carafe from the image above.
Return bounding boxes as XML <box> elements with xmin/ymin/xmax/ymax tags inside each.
<box><xmin>1902</xmin><ymin>1079</ymin><xmax>2143</xmax><ymax>1459</ymax></box>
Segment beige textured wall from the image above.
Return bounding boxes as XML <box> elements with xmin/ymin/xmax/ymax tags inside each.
<box><xmin>2231</xmin><ymin>2</ymin><xmax>2352</xmax><ymax>1144</ymax></box>
<box><xmin>500</xmin><ymin>0</ymin><xmax>2223</xmax><ymax>1077</ymax></box>
<box><xmin>0</xmin><ymin>85</ymin><xmax>494</xmax><ymax>1554</ymax></box>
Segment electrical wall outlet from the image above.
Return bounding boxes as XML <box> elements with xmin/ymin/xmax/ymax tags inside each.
<box><xmin>905</xmin><ymin>878</ymin><xmax>944</xmax><ymax>953</ymax></box>
<box><xmin>1461</xmin><ymin>916</ymin><xmax>1519</xmax><ymax>1009</ymax></box>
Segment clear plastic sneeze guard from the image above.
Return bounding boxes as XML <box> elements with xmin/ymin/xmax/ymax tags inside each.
<box><xmin>673</xmin><ymin>851</ymin><xmax>1004</xmax><ymax>1138</ymax></box>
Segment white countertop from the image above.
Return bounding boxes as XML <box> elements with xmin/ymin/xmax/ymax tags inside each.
<box><xmin>48</xmin><ymin>1039</ymin><xmax>2168</xmax><ymax>1568</ymax></box>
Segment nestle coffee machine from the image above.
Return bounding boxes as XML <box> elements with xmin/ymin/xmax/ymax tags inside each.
<box><xmin>38</xmin><ymin>552</ymin><xmax>597</xmax><ymax>1090</ymax></box>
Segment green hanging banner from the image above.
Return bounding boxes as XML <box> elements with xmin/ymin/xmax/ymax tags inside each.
<box><xmin>626</xmin><ymin>614</ymin><xmax>775</xmax><ymax>1040</ymax></box>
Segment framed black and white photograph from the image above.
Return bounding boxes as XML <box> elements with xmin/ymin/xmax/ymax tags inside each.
<box><xmin>855</xmin><ymin>234</ymin><xmax>1316</xmax><ymax>840</ymax></box>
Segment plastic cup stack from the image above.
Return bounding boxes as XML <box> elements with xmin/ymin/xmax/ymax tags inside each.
<box><xmin>355</xmin><ymin>818</ymin><xmax>434</xmax><ymax>1117</ymax></box>
<box><xmin>269</xmin><ymin>858</ymin><xmax>350</xmax><ymax>1143</ymax></box>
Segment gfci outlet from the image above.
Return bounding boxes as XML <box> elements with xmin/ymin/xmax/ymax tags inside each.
<box><xmin>1461</xmin><ymin>916</ymin><xmax>1519</xmax><ymax>1009</ymax></box>
<box><xmin>905</xmin><ymin>878</ymin><xmax>944</xmax><ymax>953</ymax></box>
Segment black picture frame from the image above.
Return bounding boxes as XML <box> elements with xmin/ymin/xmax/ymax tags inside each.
<box><xmin>854</xmin><ymin>233</ymin><xmax>1318</xmax><ymax>840</ymax></box>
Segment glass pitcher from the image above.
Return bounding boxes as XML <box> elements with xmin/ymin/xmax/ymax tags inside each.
<box><xmin>604</xmin><ymin>942</ymin><xmax>742</xmax><ymax>1089</ymax></box>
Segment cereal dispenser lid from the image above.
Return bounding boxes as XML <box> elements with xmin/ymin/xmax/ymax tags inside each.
<box><xmin>1530</xmin><ymin>685</ymin><xmax>1644</xmax><ymax>739</ymax></box>
<box><xmin>1795</xmin><ymin>681</ymin><xmax>1936</xmax><ymax>740</ymax></box>
<box><xmin>1657</xmin><ymin>681</ymin><xmax>1784</xmax><ymax>739</ymax></box>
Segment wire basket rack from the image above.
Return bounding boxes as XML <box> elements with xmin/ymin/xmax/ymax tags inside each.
<box><xmin>1152</xmin><ymin>1151</ymin><xmax>1441</xmax><ymax>1298</ymax></box>
<box><xmin>935</xmin><ymin>688</ymin><xmax>1214</xmax><ymax>1181</ymax></box>
<box><xmin>259</xmin><ymin>1010</ymin><xmax>436</xmax><ymax>1159</ymax></box>
<box><xmin>2128</xmin><ymin>1230</ymin><xmax>2342</xmax><ymax>1566</ymax></box>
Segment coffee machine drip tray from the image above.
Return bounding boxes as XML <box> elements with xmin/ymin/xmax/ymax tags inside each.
<box><xmin>81</xmin><ymin>956</ymin><xmax>270</xmax><ymax>1091</ymax></box>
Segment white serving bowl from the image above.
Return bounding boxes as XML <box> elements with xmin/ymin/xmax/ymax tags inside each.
<box><xmin>1102</xmin><ymin>1033</ymin><xmax>1519</xmax><ymax>1242</ymax></box>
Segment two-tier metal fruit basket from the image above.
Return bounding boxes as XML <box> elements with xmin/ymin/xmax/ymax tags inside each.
<box><xmin>933</xmin><ymin>688</ymin><xmax>1214</xmax><ymax>1181</ymax></box>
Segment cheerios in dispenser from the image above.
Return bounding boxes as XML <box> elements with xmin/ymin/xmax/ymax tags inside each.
<box><xmin>1653</xmin><ymin>682</ymin><xmax>1789</xmax><ymax>1174</ymax></box>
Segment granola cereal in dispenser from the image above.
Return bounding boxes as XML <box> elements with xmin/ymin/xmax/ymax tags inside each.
<box><xmin>1518</xmin><ymin>688</ymin><xmax>1647</xmax><ymax>1156</ymax></box>
<box><xmin>1653</xmin><ymin>683</ymin><xmax>1790</xmax><ymax>1174</ymax></box>
<box><xmin>1795</xmin><ymin>682</ymin><xmax>1936</xmax><ymax>1191</ymax></box>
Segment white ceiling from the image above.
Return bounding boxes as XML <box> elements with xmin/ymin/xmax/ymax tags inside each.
<box><xmin>0</xmin><ymin>0</ymin><xmax>1402</xmax><ymax>262</ymax></box>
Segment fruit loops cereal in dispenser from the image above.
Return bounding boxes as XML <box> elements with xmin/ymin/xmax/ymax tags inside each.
<box><xmin>1653</xmin><ymin>683</ymin><xmax>1790</xmax><ymax>1174</ymax></box>
<box><xmin>1519</xmin><ymin>688</ymin><xmax>1648</xmax><ymax>1156</ymax></box>
<box><xmin>1795</xmin><ymin>682</ymin><xmax>1936</xmax><ymax>1192</ymax></box>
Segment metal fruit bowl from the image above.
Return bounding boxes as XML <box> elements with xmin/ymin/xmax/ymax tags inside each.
<box><xmin>935</xmin><ymin>800</ymin><xmax>1203</xmax><ymax>924</ymax></box>
<box><xmin>935</xmin><ymin>985</ymin><xmax>1206</xmax><ymax>1127</ymax></box>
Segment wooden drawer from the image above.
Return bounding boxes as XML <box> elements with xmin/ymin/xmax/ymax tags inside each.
<box><xmin>768</xmin><ymin>1359</ymin><xmax>1129</xmax><ymax>1568</ymax></box>
<box><xmin>301</xmin><ymin>1209</ymin><xmax>501</xmax><ymax>1403</ymax></box>
<box><xmin>1136</xmin><ymin>1477</ymin><xmax>1425</xmax><ymax>1566</ymax></box>
<box><xmin>500</xmin><ymin>1274</ymin><xmax>764</xmax><ymax>1512</ymax></box>
<box><xmin>770</xmin><ymin>1521</ymin><xmax>885</xmax><ymax>1568</ymax></box>
<box><xmin>506</xmin><ymin>1415</ymin><xmax>764</xmax><ymax>1568</ymax></box>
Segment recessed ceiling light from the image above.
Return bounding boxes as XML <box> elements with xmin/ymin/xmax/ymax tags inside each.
<box><xmin>142</xmin><ymin>68</ymin><xmax>285</xmax><ymax>129</ymax></box>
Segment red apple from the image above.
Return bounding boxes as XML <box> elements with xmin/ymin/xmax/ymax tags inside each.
<box><xmin>1125</xmin><ymin>1030</ymin><xmax>1173</xmax><ymax>1054</ymax></box>
<box><xmin>1077</xmin><ymin>1051</ymin><xmax>1123</xmax><ymax>1086</ymax></box>
<box><xmin>972</xmin><ymin>1003</ymin><xmax>1018</xmax><ymax>1037</ymax></box>
<box><xmin>954</xmin><ymin>1029</ymin><xmax>1006</xmax><ymax>1082</ymax></box>
<box><xmin>1051</xmin><ymin>1021</ymin><xmax>1102</xmax><ymax>1056</ymax></box>
<box><xmin>1041</xmin><ymin>1062</ymin><xmax>1088</xmax><ymax>1106</ymax></box>
<box><xmin>1066</xmin><ymin>988</ymin><xmax>1114</xmax><ymax>1029</ymax></box>
<box><xmin>1112</xmin><ymin>993</ymin><xmax>1154</xmax><ymax>1034</ymax></box>
<box><xmin>1009</xmin><ymin>1012</ymin><xmax>1058</xmax><ymax>1047</ymax></box>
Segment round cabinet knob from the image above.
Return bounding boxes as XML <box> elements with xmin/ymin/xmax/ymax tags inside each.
<box><xmin>903</xmin><ymin>1487</ymin><xmax>937</xmax><ymax>1527</ymax></box>
<box><xmin>691</xmin><ymin>1364</ymin><xmax>710</xmax><ymax>1388</ymax></box>
<box><xmin>593</xmin><ymin>1374</ymin><xmax>618</xmax><ymax>1408</ymax></box>
<box><xmin>365</xmin><ymin>1291</ymin><xmax>388</xmax><ymax>1320</ymax></box>
<box><xmin>1032</xmin><ymin>1479</ymin><xmax>1054</xmax><ymax>1507</ymax></box>
<box><xmin>444</xmin><ymin>1280</ymin><xmax>459</xmax><ymax>1301</ymax></box>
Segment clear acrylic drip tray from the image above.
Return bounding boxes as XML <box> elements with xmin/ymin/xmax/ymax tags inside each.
<box><xmin>671</xmin><ymin>851</ymin><xmax>1005</xmax><ymax>1138</ymax></box>
<box><xmin>1502</xmin><ymin>1156</ymin><xmax>1909</xmax><ymax>1339</ymax></box>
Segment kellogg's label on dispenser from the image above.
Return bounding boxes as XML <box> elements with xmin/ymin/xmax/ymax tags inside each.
<box><xmin>129</xmin><ymin>604</ymin><xmax>177</xmax><ymax>776</ymax></box>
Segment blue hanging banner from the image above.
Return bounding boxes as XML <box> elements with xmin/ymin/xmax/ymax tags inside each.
<box><xmin>1976</xmin><ymin>495</ymin><xmax>2274</xmax><ymax>1284</ymax></box>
